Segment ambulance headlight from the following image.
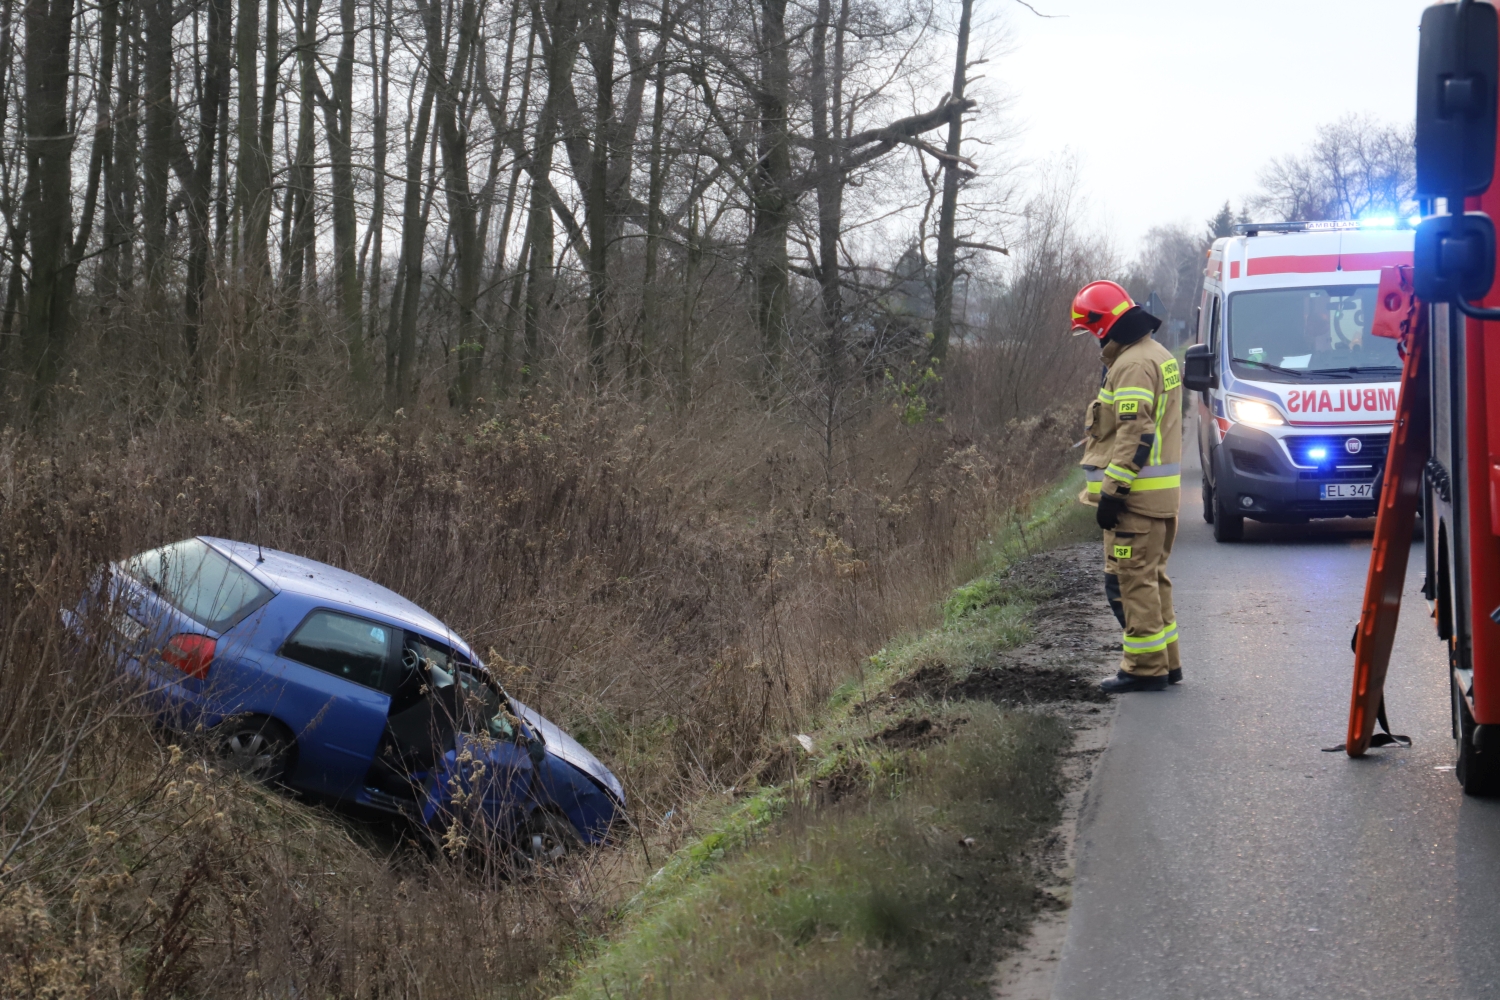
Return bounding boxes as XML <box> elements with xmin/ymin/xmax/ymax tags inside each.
<box><xmin>1227</xmin><ymin>396</ymin><xmax>1286</xmax><ymax>427</ymax></box>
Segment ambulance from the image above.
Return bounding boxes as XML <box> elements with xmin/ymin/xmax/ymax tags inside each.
<box><xmin>1182</xmin><ymin>221</ymin><xmax>1414</xmax><ymax>542</ymax></box>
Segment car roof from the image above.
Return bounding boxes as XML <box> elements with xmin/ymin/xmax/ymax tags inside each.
<box><xmin>201</xmin><ymin>537</ymin><xmax>471</xmax><ymax>655</ymax></box>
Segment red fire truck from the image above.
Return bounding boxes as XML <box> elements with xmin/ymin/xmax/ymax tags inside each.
<box><xmin>1345</xmin><ymin>0</ymin><xmax>1500</xmax><ymax>791</ymax></box>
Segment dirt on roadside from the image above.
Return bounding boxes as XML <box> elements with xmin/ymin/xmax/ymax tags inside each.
<box><xmin>889</xmin><ymin>541</ymin><xmax>1119</xmax><ymax>709</ymax></box>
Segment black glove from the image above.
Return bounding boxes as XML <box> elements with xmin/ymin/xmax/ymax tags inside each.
<box><xmin>1096</xmin><ymin>491</ymin><xmax>1126</xmax><ymax>530</ymax></box>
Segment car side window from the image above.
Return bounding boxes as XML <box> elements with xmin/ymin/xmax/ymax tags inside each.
<box><xmin>282</xmin><ymin>611</ymin><xmax>394</xmax><ymax>690</ymax></box>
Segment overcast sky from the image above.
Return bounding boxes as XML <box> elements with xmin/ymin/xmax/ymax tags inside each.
<box><xmin>986</xmin><ymin>0</ymin><xmax>1431</xmax><ymax>250</ymax></box>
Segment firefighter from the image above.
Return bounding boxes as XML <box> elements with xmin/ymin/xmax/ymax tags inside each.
<box><xmin>1072</xmin><ymin>280</ymin><xmax>1183</xmax><ymax>693</ymax></box>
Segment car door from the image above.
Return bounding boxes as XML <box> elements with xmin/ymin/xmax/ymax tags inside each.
<box><xmin>236</xmin><ymin>607</ymin><xmax>397</xmax><ymax>799</ymax></box>
<box><xmin>401</xmin><ymin>631</ymin><xmax>537</xmax><ymax>831</ymax></box>
<box><xmin>1205</xmin><ymin>292</ymin><xmax>1224</xmax><ymax>482</ymax></box>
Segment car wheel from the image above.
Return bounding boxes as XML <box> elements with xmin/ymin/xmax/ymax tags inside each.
<box><xmin>213</xmin><ymin>716</ymin><xmax>295</xmax><ymax>784</ymax></box>
<box><xmin>1201</xmin><ymin>473</ymin><xmax>1214</xmax><ymax>524</ymax></box>
<box><xmin>1455</xmin><ymin>673</ymin><xmax>1500</xmax><ymax>796</ymax></box>
<box><xmin>1212</xmin><ymin>487</ymin><xmax>1244</xmax><ymax>542</ymax></box>
<box><xmin>516</xmin><ymin>810</ymin><xmax>579</xmax><ymax>865</ymax></box>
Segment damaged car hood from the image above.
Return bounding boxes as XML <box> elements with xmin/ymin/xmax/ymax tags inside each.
<box><xmin>510</xmin><ymin>699</ymin><xmax>625</xmax><ymax>805</ymax></box>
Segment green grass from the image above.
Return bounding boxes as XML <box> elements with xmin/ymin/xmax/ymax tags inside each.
<box><xmin>553</xmin><ymin>472</ymin><xmax>1095</xmax><ymax>1000</ymax></box>
<box><xmin>562</xmin><ymin>706</ymin><xmax>1066</xmax><ymax>1000</ymax></box>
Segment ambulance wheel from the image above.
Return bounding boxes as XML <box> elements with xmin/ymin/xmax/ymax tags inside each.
<box><xmin>1454</xmin><ymin>672</ymin><xmax>1500</xmax><ymax>796</ymax></box>
<box><xmin>1201</xmin><ymin>477</ymin><xmax>1214</xmax><ymax>524</ymax></box>
<box><xmin>1212</xmin><ymin>489</ymin><xmax>1244</xmax><ymax>542</ymax></box>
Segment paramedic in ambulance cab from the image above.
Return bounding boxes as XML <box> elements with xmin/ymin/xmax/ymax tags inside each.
<box><xmin>1072</xmin><ymin>281</ymin><xmax>1184</xmax><ymax>692</ymax></box>
<box><xmin>1307</xmin><ymin>294</ymin><xmax>1333</xmax><ymax>354</ymax></box>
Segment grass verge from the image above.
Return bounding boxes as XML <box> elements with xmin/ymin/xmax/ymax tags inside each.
<box><xmin>556</xmin><ymin>470</ymin><xmax>1098</xmax><ymax>1000</ymax></box>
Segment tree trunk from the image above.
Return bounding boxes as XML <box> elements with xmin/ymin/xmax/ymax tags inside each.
<box><xmin>635</xmin><ymin>0</ymin><xmax>671</xmax><ymax>392</ymax></box>
<box><xmin>420</xmin><ymin>0</ymin><xmax>482</xmax><ymax>409</ymax></box>
<box><xmin>321</xmin><ymin>0</ymin><xmax>366</xmax><ymax>385</ymax></box>
<box><xmin>19</xmin><ymin>0</ymin><xmax>78</xmax><ymax>402</ymax></box>
<box><xmin>930</xmin><ymin>0</ymin><xmax>972</xmax><ymax>365</ymax></box>
<box><xmin>810</xmin><ymin>0</ymin><xmax>848</xmax><ymax>335</ymax></box>
<box><xmin>524</xmin><ymin>0</ymin><xmax>580</xmax><ymax>379</ymax></box>
<box><xmin>72</xmin><ymin>0</ymin><xmax>118</xmax><ymax>278</ymax></box>
<box><xmin>391</xmin><ymin>71</ymin><xmax>437</xmax><ymax>407</ymax></box>
<box><xmin>235</xmin><ymin>0</ymin><xmax>269</xmax><ymax>278</ymax></box>
<box><xmin>677</xmin><ymin>196</ymin><xmax>700</xmax><ymax>407</ymax></box>
<box><xmin>283</xmin><ymin>0</ymin><xmax>320</xmax><ymax>314</ymax></box>
<box><xmin>480</xmin><ymin>5</ymin><xmax>530</xmax><ymax>394</ymax></box>
<box><xmin>142</xmin><ymin>0</ymin><xmax>172</xmax><ymax>302</ymax></box>
<box><xmin>750</xmin><ymin>0</ymin><xmax>791</xmax><ymax>378</ymax></box>
<box><xmin>584</xmin><ymin>0</ymin><xmax>620</xmax><ymax>383</ymax></box>
<box><xmin>98</xmin><ymin>0</ymin><xmax>137</xmax><ymax>304</ymax></box>
<box><xmin>364</xmin><ymin>0</ymin><xmax>393</xmax><ymax>356</ymax></box>
<box><xmin>184</xmin><ymin>0</ymin><xmax>231</xmax><ymax>364</ymax></box>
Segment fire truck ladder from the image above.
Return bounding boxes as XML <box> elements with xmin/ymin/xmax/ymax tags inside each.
<box><xmin>1342</xmin><ymin>295</ymin><xmax>1428</xmax><ymax>756</ymax></box>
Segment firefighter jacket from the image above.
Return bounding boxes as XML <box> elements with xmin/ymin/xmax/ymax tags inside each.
<box><xmin>1079</xmin><ymin>333</ymin><xmax>1183</xmax><ymax>518</ymax></box>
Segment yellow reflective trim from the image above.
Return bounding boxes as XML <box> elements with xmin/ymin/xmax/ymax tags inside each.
<box><xmin>1132</xmin><ymin>474</ymin><xmax>1181</xmax><ymax>491</ymax></box>
<box><xmin>1072</xmin><ymin>309</ymin><xmax>1084</xmax><ymax>319</ymax></box>
<box><xmin>1105</xmin><ymin>464</ymin><xmax>1137</xmax><ymax>483</ymax></box>
<box><xmin>1111</xmin><ymin>300</ymin><xmax>1132</xmax><ymax>316</ymax></box>
<box><xmin>1085</xmin><ymin>479</ymin><xmax>1102</xmax><ymax>494</ymax></box>
<box><xmin>1123</xmin><ymin>624</ymin><xmax>1173</xmax><ymax>653</ymax></box>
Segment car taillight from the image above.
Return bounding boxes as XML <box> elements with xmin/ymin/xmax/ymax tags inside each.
<box><xmin>162</xmin><ymin>633</ymin><xmax>216</xmax><ymax>680</ymax></box>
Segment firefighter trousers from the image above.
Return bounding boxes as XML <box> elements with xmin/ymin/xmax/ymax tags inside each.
<box><xmin>1103</xmin><ymin>511</ymin><xmax>1179</xmax><ymax>677</ymax></box>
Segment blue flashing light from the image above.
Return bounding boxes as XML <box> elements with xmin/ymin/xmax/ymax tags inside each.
<box><xmin>1409</xmin><ymin>214</ymin><xmax>1424</xmax><ymax>227</ymax></box>
<box><xmin>1307</xmin><ymin>447</ymin><xmax>1328</xmax><ymax>460</ymax></box>
<box><xmin>1358</xmin><ymin>216</ymin><xmax>1398</xmax><ymax>229</ymax></box>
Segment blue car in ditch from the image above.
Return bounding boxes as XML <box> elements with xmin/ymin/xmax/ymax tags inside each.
<box><xmin>73</xmin><ymin>536</ymin><xmax>625</xmax><ymax>858</ymax></box>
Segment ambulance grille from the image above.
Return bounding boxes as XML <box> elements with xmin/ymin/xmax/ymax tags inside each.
<box><xmin>1287</xmin><ymin>434</ymin><xmax>1388</xmax><ymax>479</ymax></box>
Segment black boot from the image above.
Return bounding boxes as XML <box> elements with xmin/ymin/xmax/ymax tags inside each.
<box><xmin>1099</xmin><ymin>670</ymin><xmax>1168</xmax><ymax>693</ymax></box>
<box><xmin>1168</xmin><ymin>668</ymin><xmax>1183</xmax><ymax>684</ymax></box>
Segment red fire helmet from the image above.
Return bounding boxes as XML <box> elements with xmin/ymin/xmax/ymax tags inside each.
<box><xmin>1070</xmin><ymin>280</ymin><xmax>1135</xmax><ymax>339</ymax></box>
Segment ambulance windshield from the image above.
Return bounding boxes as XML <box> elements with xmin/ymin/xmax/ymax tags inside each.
<box><xmin>1226</xmin><ymin>285</ymin><xmax>1402</xmax><ymax>383</ymax></box>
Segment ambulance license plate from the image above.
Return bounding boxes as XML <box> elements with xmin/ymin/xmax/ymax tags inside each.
<box><xmin>1321</xmin><ymin>482</ymin><xmax>1374</xmax><ymax>500</ymax></box>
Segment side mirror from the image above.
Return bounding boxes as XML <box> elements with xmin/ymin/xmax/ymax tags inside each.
<box><xmin>1414</xmin><ymin>211</ymin><xmax>1496</xmax><ymax>302</ymax></box>
<box><xmin>1416</xmin><ymin>0</ymin><xmax>1498</xmax><ymax>199</ymax></box>
<box><xmin>1183</xmin><ymin>343</ymin><xmax>1215</xmax><ymax>394</ymax></box>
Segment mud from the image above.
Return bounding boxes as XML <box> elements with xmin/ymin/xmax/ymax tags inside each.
<box><xmin>873</xmin><ymin>713</ymin><xmax>968</xmax><ymax>749</ymax></box>
<box><xmin>811</xmin><ymin>760</ymin><xmax>867</xmax><ymax>805</ymax></box>
<box><xmin>891</xmin><ymin>543</ymin><xmax>1120</xmax><ymax>709</ymax></box>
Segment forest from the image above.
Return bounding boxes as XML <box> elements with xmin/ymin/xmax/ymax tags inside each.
<box><xmin>0</xmin><ymin>0</ymin><xmax>1067</xmax><ymax>420</ymax></box>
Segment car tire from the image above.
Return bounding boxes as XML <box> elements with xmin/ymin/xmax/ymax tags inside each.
<box><xmin>515</xmin><ymin>810</ymin><xmax>579</xmax><ymax>865</ymax></box>
<box><xmin>213</xmin><ymin>716</ymin><xmax>295</xmax><ymax>784</ymax></box>
<box><xmin>1202</xmin><ymin>473</ymin><xmax>1215</xmax><ymax>524</ymax></box>
<box><xmin>1455</xmin><ymin>673</ymin><xmax>1500</xmax><ymax>796</ymax></box>
<box><xmin>1212</xmin><ymin>487</ymin><xmax>1244</xmax><ymax>542</ymax></box>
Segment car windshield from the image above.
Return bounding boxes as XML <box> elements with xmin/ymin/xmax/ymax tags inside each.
<box><xmin>1227</xmin><ymin>285</ymin><xmax>1402</xmax><ymax>383</ymax></box>
<box><xmin>119</xmin><ymin>538</ymin><xmax>272</xmax><ymax>632</ymax></box>
<box><xmin>455</xmin><ymin>667</ymin><xmax>518</xmax><ymax>740</ymax></box>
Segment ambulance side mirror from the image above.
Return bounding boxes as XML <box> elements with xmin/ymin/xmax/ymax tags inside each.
<box><xmin>1183</xmin><ymin>344</ymin><xmax>1215</xmax><ymax>394</ymax></box>
<box><xmin>1416</xmin><ymin>0</ymin><xmax>1498</xmax><ymax>199</ymax></box>
<box><xmin>1415</xmin><ymin>211</ymin><xmax>1497</xmax><ymax>302</ymax></box>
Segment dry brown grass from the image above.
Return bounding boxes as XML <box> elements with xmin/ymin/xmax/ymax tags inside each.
<box><xmin>0</xmin><ymin>354</ymin><xmax>1086</xmax><ymax>998</ymax></box>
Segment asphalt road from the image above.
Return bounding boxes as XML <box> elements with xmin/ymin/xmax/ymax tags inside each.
<box><xmin>1053</xmin><ymin>425</ymin><xmax>1500</xmax><ymax>1000</ymax></box>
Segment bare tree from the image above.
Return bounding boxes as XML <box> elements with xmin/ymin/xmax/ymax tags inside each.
<box><xmin>1253</xmin><ymin>113</ymin><xmax>1415</xmax><ymax>222</ymax></box>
